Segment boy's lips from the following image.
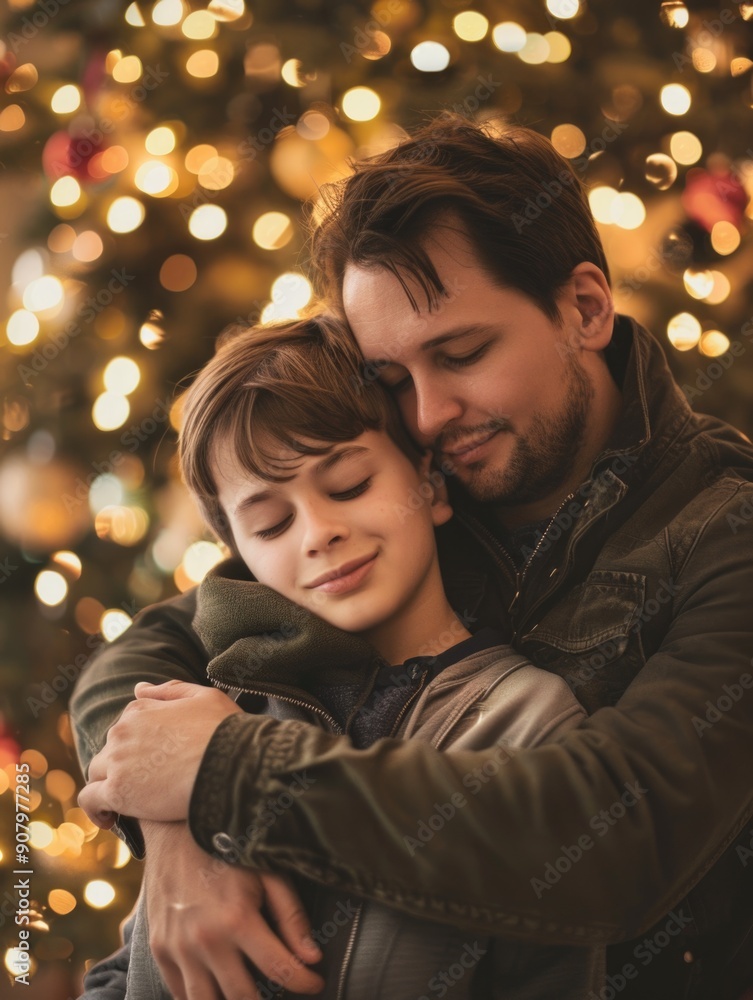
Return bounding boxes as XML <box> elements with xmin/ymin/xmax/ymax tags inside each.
<box><xmin>305</xmin><ymin>553</ymin><xmax>378</xmax><ymax>593</ymax></box>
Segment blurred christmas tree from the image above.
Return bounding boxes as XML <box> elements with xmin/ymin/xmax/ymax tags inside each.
<box><xmin>0</xmin><ymin>0</ymin><xmax>752</xmax><ymax>993</ymax></box>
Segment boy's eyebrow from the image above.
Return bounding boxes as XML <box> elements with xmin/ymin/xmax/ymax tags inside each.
<box><xmin>232</xmin><ymin>445</ymin><xmax>371</xmax><ymax>517</ymax></box>
<box><xmin>365</xmin><ymin>323</ymin><xmax>498</xmax><ymax>366</ymax></box>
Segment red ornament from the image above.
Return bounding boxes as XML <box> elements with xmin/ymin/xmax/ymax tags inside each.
<box><xmin>42</xmin><ymin>128</ymin><xmax>108</xmax><ymax>184</ymax></box>
<box><xmin>681</xmin><ymin>167</ymin><xmax>748</xmax><ymax>233</ymax></box>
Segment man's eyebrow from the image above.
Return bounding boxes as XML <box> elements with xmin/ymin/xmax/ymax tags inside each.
<box><xmin>365</xmin><ymin>324</ymin><xmax>499</xmax><ymax>366</ymax></box>
<box><xmin>232</xmin><ymin>445</ymin><xmax>370</xmax><ymax>516</ymax></box>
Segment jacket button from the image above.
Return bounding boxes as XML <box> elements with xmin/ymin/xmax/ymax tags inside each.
<box><xmin>212</xmin><ymin>832</ymin><xmax>236</xmax><ymax>856</ymax></box>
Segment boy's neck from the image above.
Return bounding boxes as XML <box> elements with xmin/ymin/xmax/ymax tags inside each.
<box><xmin>360</xmin><ymin>568</ymin><xmax>472</xmax><ymax>665</ymax></box>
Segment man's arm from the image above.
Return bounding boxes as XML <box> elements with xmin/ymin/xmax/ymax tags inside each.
<box><xmin>181</xmin><ymin>491</ymin><xmax>753</xmax><ymax>946</ymax></box>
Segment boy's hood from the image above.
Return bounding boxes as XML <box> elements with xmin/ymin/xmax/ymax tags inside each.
<box><xmin>193</xmin><ymin>557</ymin><xmax>384</xmax><ymax>692</ymax></box>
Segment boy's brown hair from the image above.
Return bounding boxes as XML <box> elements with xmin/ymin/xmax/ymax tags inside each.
<box><xmin>310</xmin><ymin>112</ymin><xmax>610</xmax><ymax>325</ymax></box>
<box><xmin>178</xmin><ymin>315</ymin><xmax>421</xmax><ymax>549</ymax></box>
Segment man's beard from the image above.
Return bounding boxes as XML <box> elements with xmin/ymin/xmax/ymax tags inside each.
<box><xmin>441</xmin><ymin>356</ymin><xmax>596</xmax><ymax>506</ymax></box>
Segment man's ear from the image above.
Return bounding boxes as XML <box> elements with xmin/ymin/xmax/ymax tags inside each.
<box><xmin>417</xmin><ymin>450</ymin><xmax>453</xmax><ymax>527</ymax></box>
<box><xmin>560</xmin><ymin>262</ymin><xmax>615</xmax><ymax>353</ymax></box>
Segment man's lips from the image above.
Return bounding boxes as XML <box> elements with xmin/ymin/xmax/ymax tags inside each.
<box><xmin>441</xmin><ymin>429</ymin><xmax>501</xmax><ymax>464</ymax></box>
<box><xmin>305</xmin><ymin>553</ymin><xmax>378</xmax><ymax>593</ymax></box>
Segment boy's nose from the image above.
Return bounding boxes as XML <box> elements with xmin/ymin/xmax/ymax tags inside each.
<box><xmin>302</xmin><ymin>507</ymin><xmax>350</xmax><ymax>556</ymax></box>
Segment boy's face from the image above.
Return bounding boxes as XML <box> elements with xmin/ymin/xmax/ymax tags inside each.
<box><xmin>210</xmin><ymin>429</ymin><xmax>450</xmax><ymax>637</ymax></box>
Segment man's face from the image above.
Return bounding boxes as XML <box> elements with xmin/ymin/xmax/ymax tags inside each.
<box><xmin>342</xmin><ymin>232</ymin><xmax>600</xmax><ymax>512</ymax></box>
<box><xmin>211</xmin><ymin>429</ymin><xmax>446</xmax><ymax>638</ymax></box>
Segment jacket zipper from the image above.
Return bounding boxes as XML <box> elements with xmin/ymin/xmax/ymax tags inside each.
<box><xmin>211</xmin><ymin>678</ymin><xmax>344</xmax><ymax>734</ymax></box>
<box><xmin>508</xmin><ymin>490</ymin><xmax>577</xmax><ymax>630</ymax></box>
<box><xmin>335</xmin><ymin>900</ymin><xmax>363</xmax><ymax>1000</ymax></box>
<box><xmin>335</xmin><ymin>667</ymin><xmax>430</xmax><ymax>999</ymax></box>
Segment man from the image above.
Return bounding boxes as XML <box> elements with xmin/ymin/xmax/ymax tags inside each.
<box><xmin>73</xmin><ymin>114</ymin><xmax>753</xmax><ymax>1000</ymax></box>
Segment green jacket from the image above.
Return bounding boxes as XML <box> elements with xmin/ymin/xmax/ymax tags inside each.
<box><xmin>71</xmin><ymin>314</ymin><xmax>753</xmax><ymax>999</ymax></box>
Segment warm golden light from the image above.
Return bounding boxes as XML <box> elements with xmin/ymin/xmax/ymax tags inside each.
<box><xmin>52</xmin><ymin>551</ymin><xmax>82</xmax><ymax>578</ymax></box>
<box><xmin>208</xmin><ymin>0</ymin><xmax>245</xmax><ymax>21</ymax></box>
<box><xmin>135</xmin><ymin>160</ymin><xmax>178</xmax><ymax>196</ymax></box>
<box><xmin>6</xmin><ymin>310</ymin><xmax>40</xmax><ymax>347</ymax></box>
<box><xmin>704</xmin><ymin>271</ymin><xmax>731</xmax><ymax>304</ymax></box>
<box><xmin>491</xmin><ymin>22</ymin><xmax>526</xmax><ymax>53</ymax></box>
<box><xmin>545</xmin><ymin>32</ymin><xmax>572</xmax><ymax>63</ymax></box>
<box><xmin>691</xmin><ymin>48</ymin><xmax>716</xmax><ymax>73</ymax></box>
<box><xmin>546</xmin><ymin>0</ymin><xmax>579</xmax><ymax>18</ymax></box>
<box><xmin>182</xmin><ymin>9</ymin><xmax>218</xmax><ymax>38</ymax></box>
<box><xmin>588</xmin><ymin>186</ymin><xmax>621</xmax><ymax>224</ymax></box>
<box><xmin>35</xmin><ymin>570</ymin><xmax>68</xmax><ymax>606</ymax></box>
<box><xmin>188</xmin><ymin>204</ymin><xmax>228</xmax><ymax>239</ymax></box>
<box><xmin>518</xmin><ymin>33</ymin><xmax>550</xmax><ymax>65</ymax></box>
<box><xmin>281</xmin><ymin>58</ymin><xmax>306</xmax><ymax>87</ymax></box>
<box><xmin>29</xmin><ymin>821</ymin><xmax>55</xmax><ymax>849</ymax></box>
<box><xmin>0</xmin><ymin>104</ymin><xmax>25</xmax><ymax>131</ymax></box>
<box><xmin>48</xmin><ymin>889</ymin><xmax>77</xmax><ymax>915</ymax></box>
<box><xmin>112</xmin><ymin>55</ymin><xmax>143</xmax><ymax>84</ymax></box>
<box><xmin>297</xmin><ymin>111</ymin><xmax>330</xmax><ymax>140</ymax></box>
<box><xmin>660</xmin><ymin>2</ymin><xmax>689</xmax><ymax>28</ymax></box>
<box><xmin>185</xmin><ymin>144</ymin><xmax>218</xmax><ymax>173</ymax></box>
<box><xmin>101</xmin><ymin>610</ymin><xmax>133</xmax><ymax>642</ymax></box>
<box><xmin>159</xmin><ymin>254</ymin><xmax>197</xmax><ymax>291</ymax></box>
<box><xmin>183</xmin><ymin>540</ymin><xmax>225</xmax><ymax>583</ymax></box>
<box><xmin>612</xmin><ymin>192</ymin><xmax>646</xmax><ymax>230</ymax></box>
<box><xmin>106</xmin><ymin>197</ymin><xmax>145</xmax><ymax>233</ymax></box>
<box><xmin>341</xmin><ymin>86</ymin><xmax>381</xmax><ymax>121</ymax></box>
<box><xmin>198</xmin><ymin>156</ymin><xmax>234</xmax><ymax>190</ymax></box>
<box><xmin>125</xmin><ymin>2</ymin><xmax>145</xmax><ymax>26</ymax></box>
<box><xmin>410</xmin><ymin>41</ymin><xmax>451</xmax><ymax>72</ymax></box>
<box><xmin>139</xmin><ymin>319</ymin><xmax>166</xmax><ymax>348</ymax></box>
<box><xmin>252</xmin><ymin>211</ymin><xmax>294</xmax><ymax>250</ymax></box>
<box><xmin>551</xmin><ymin>124</ymin><xmax>586</xmax><ymax>158</ymax></box>
<box><xmin>186</xmin><ymin>49</ymin><xmax>220</xmax><ymax>78</ymax></box>
<box><xmin>92</xmin><ymin>392</ymin><xmax>130</xmax><ymax>431</ymax></box>
<box><xmin>84</xmin><ymin>880</ymin><xmax>116</xmax><ymax>908</ymax></box>
<box><xmin>50</xmin><ymin>176</ymin><xmax>82</xmax><ymax>208</ymax></box>
<box><xmin>104</xmin><ymin>357</ymin><xmax>141</xmax><ymax>394</ymax></box>
<box><xmin>23</xmin><ymin>276</ymin><xmax>64</xmax><ymax>314</ymax></box>
<box><xmin>51</xmin><ymin>85</ymin><xmax>81</xmax><ymax>114</ymax></box>
<box><xmin>710</xmin><ymin>221</ymin><xmax>741</xmax><ymax>255</ymax></box>
<box><xmin>645</xmin><ymin>152</ymin><xmax>678</xmax><ymax>189</ymax></box>
<box><xmin>667</xmin><ymin>312</ymin><xmax>702</xmax><ymax>351</ymax></box>
<box><xmin>453</xmin><ymin>11</ymin><xmax>489</xmax><ymax>41</ymax></box>
<box><xmin>699</xmin><ymin>330</ymin><xmax>731</xmax><ymax>357</ymax></box>
<box><xmin>152</xmin><ymin>0</ymin><xmax>186</xmax><ymax>26</ymax></box>
<box><xmin>683</xmin><ymin>269</ymin><xmax>715</xmax><ymax>300</ymax></box>
<box><xmin>72</xmin><ymin>230</ymin><xmax>104</xmax><ymax>263</ymax></box>
<box><xmin>660</xmin><ymin>84</ymin><xmax>692</xmax><ymax>115</ymax></box>
<box><xmin>669</xmin><ymin>131</ymin><xmax>702</xmax><ymax>165</ymax></box>
<box><xmin>145</xmin><ymin>126</ymin><xmax>177</xmax><ymax>154</ymax></box>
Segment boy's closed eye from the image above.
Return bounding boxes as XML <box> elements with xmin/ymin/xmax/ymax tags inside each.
<box><xmin>253</xmin><ymin>477</ymin><xmax>373</xmax><ymax>540</ymax></box>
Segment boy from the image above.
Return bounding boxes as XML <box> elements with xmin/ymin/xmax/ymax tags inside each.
<box><xmin>80</xmin><ymin>314</ymin><xmax>601</xmax><ymax>999</ymax></box>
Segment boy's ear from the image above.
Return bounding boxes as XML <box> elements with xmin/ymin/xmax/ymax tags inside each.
<box><xmin>417</xmin><ymin>450</ymin><xmax>453</xmax><ymax>527</ymax></box>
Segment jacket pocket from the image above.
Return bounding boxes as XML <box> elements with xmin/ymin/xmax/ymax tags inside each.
<box><xmin>518</xmin><ymin>571</ymin><xmax>647</xmax><ymax>712</ymax></box>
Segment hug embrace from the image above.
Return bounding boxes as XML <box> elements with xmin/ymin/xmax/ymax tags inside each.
<box><xmin>73</xmin><ymin>114</ymin><xmax>753</xmax><ymax>1000</ymax></box>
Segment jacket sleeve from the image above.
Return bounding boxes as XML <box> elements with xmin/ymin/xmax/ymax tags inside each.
<box><xmin>70</xmin><ymin>586</ymin><xmax>209</xmax><ymax>857</ymax></box>
<box><xmin>187</xmin><ymin>490</ymin><xmax>753</xmax><ymax>946</ymax></box>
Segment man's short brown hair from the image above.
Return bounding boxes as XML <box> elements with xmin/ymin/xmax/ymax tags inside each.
<box><xmin>310</xmin><ymin>112</ymin><xmax>610</xmax><ymax>325</ymax></box>
<box><xmin>178</xmin><ymin>315</ymin><xmax>421</xmax><ymax>549</ymax></box>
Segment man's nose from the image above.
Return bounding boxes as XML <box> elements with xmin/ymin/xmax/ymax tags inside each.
<box><xmin>413</xmin><ymin>377</ymin><xmax>464</xmax><ymax>441</ymax></box>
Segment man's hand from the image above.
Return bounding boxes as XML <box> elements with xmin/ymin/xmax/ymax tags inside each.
<box><xmin>78</xmin><ymin>680</ymin><xmax>243</xmax><ymax>825</ymax></box>
<box><xmin>141</xmin><ymin>820</ymin><xmax>324</xmax><ymax>999</ymax></box>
